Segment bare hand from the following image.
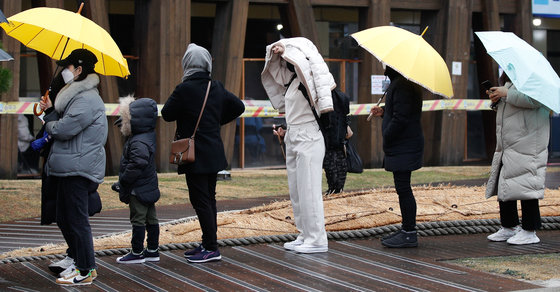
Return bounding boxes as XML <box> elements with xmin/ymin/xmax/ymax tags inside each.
<box><xmin>39</xmin><ymin>95</ymin><xmax>52</xmax><ymax>111</ymax></box>
<box><xmin>487</xmin><ymin>86</ymin><xmax>507</xmax><ymax>103</ymax></box>
<box><xmin>346</xmin><ymin>125</ymin><xmax>353</xmax><ymax>139</ymax></box>
<box><xmin>273</xmin><ymin>125</ymin><xmax>286</xmax><ymax>138</ymax></box>
<box><xmin>370</xmin><ymin>106</ymin><xmax>383</xmax><ymax>117</ymax></box>
<box><xmin>271</xmin><ymin>45</ymin><xmax>284</xmax><ymax>55</ymax></box>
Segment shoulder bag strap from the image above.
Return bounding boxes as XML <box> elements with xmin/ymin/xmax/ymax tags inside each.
<box><xmin>190</xmin><ymin>80</ymin><xmax>211</xmax><ymax>139</ymax></box>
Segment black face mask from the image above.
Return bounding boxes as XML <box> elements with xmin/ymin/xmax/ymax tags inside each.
<box><xmin>286</xmin><ymin>62</ymin><xmax>295</xmax><ymax>73</ymax></box>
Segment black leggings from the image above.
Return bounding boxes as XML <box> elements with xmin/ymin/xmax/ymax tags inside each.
<box><xmin>499</xmin><ymin>199</ymin><xmax>541</xmax><ymax>231</ymax></box>
<box><xmin>392</xmin><ymin>171</ymin><xmax>417</xmax><ymax>231</ymax></box>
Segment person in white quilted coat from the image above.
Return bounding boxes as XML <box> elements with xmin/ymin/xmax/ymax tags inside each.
<box><xmin>262</xmin><ymin>37</ymin><xmax>335</xmax><ymax>253</ymax></box>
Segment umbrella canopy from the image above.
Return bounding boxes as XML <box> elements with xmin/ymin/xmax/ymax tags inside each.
<box><xmin>0</xmin><ymin>48</ymin><xmax>13</xmax><ymax>61</ymax></box>
<box><xmin>0</xmin><ymin>9</ymin><xmax>7</xmax><ymax>23</ymax></box>
<box><xmin>351</xmin><ymin>26</ymin><xmax>453</xmax><ymax>98</ymax></box>
<box><xmin>475</xmin><ymin>31</ymin><xmax>560</xmax><ymax>113</ymax></box>
<box><xmin>0</xmin><ymin>7</ymin><xmax>129</xmax><ymax>77</ymax></box>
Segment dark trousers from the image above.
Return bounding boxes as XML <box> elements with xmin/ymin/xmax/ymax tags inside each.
<box><xmin>499</xmin><ymin>199</ymin><xmax>541</xmax><ymax>230</ymax></box>
<box><xmin>56</xmin><ymin>176</ymin><xmax>97</xmax><ymax>271</ymax></box>
<box><xmin>186</xmin><ymin>173</ymin><xmax>218</xmax><ymax>251</ymax></box>
<box><xmin>323</xmin><ymin>149</ymin><xmax>348</xmax><ymax>193</ymax></box>
<box><xmin>129</xmin><ymin>196</ymin><xmax>159</xmax><ymax>254</ymax></box>
<box><xmin>393</xmin><ymin>171</ymin><xmax>417</xmax><ymax>232</ymax></box>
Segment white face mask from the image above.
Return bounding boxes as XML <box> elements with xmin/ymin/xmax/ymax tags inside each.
<box><xmin>61</xmin><ymin>68</ymin><xmax>76</xmax><ymax>84</ymax></box>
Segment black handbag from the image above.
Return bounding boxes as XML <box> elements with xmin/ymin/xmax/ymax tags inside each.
<box><xmin>345</xmin><ymin>140</ymin><xmax>363</xmax><ymax>173</ymax></box>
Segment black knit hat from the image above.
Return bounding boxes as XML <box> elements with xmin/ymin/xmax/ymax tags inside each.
<box><xmin>56</xmin><ymin>48</ymin><xmax>98</xmax><ymax>70</ymax></box>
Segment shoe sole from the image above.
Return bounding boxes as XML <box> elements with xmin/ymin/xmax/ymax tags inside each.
<box><xmin>187</xmin><ymin>255</ymin><xmax>222</xmax><ymax>263</ymax></box>
<box><xmin>56</xmin><ymin>281</ymin><xmax>92</xmax><ymax>286</ymax></box>
<box><xmin>144</xmin><ymin>257</ymin><xmax>160</xmax><ymax>262</ymax></box>
<box><xmin>381</xmin><ymin>241</ymin><xmax>418</xmax><ymax>248</ymax></box>
<box><xmin>507</xmin><ymin>239</ymin><xmax>540</xmax><ymax>245</ymax></box>
<box><xmin>283</xmin><ymin>244</ymin><xmax>302</xmax><ymax>251</ymax></box>
<box><xmin>294</xmin><ymin>249</ymin><xmax>328</xmax><ymax>254</ymax></box>
<box><xmin>116</xmin><ymin>259</ymin><xmax>146</xmax><ymax>264</ymax></box>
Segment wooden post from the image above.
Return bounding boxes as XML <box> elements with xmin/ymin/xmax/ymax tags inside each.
<box><xmin>286</xmin><ymin>0</ymin><xmax>319</xmax><ymax>46</ymax></box>
<box><xmin>439</xmin><ymin>0</ymin><xmax>472</xmax><ymax>165</ymax></box>
<box><xmin>86</xmin><ymin>1</ymin><xmax>124</xmax><ymax>176</ymax></box>
<box><xmin>212</xmin><ymin>0</ymin><xmax>249</xmax><ymax>169</ymax></box>
<box><xmin>135</xmin><ymin>0</ymin><xmax>190</xmax><ymax>172</ymax></box>
<box><xmin>515</xmin><ymin>0</ymin><xmax>533</xmax><ymax>43</ymax></box>
<box><xmin>356</xmin><ymin>0</ymin><xmax>390</xmax><ymax>168</ymax></box>
<box><xmin>0</xmin><ymin>0</ymin><xmax>21</xmax><ymax>178</ymax></box>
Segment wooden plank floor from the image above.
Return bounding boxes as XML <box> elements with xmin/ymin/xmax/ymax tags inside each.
<box><xmin>2</xmin><ymin>231</ymin><xmax>559</xmax><ymax>291</ymax></box>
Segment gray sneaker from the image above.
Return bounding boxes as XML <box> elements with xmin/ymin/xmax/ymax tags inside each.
<box><xmin>381</xmin><ymin>230</ymin><xmax>418</xmax><ymax>248</ymax></box>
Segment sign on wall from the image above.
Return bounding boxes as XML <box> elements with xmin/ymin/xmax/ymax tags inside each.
<box><xmin>533</xmin><ymin>0</ymin><xmax>560</xmax><ymax>18</ymax></box>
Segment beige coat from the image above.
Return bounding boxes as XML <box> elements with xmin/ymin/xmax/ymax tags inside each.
<box><xmin>486</xmin><ymin>83</ymin><xmax>550</xmax><ymax>201</ymax></box>
<box><xmin>261</xmin><ymin>37</ymin><xmax>335</xmax><ymax>115</ymax></box>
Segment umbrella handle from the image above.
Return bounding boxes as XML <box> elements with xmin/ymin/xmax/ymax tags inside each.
<box><xmin>77</xmin><ymin>2</ymin><xmax>84</xmax><ymax>14</ymax></box>
<box><xmin>33</xmin><ymin>89</ymin><xmax>49</xmax><ymax>116</ymax></box>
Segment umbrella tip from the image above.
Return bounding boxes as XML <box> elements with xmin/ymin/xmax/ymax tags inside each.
<box><xmin>421</xmin><ymin>26</ymin><xmax>429</xmax><ymax>37</ymax></box>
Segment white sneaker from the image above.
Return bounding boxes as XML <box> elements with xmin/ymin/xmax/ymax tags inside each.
<box><xmin>283</xmin><ymin>238</ymin><xmax>304</xmax><ymax>251</ymax></box>
<box><xmin>59</xmin><ymin>264</ymin><xmax>76</xmax><ymax>278</ymax></box>
<box><xmin>56</xmin><ymin>269</ymin><xmax>92</xmax><ymax>286</ymax></box>
<box><xmin>507</xmin><ymin>230</ymin><xmax>540</xmax><ymax>245</ymax></box>
<box><xmin>48</xmin><ymin>256</ymin><xmax>74</xmax><ymax>274</ymax></box>
<box><xmin>487</xmin><ymin>226</ymin><xmax>520</xmax><ymax>242</ymax></box>
<box><xmin>293</xmin><ymin>243</ymin><xmax>328</xmax><ymax>254</ymax></box>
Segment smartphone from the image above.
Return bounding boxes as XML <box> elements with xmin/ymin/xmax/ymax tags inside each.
<box><xmin>481</xmin><ymin>80</ymin><xmax>492</xmax><ymax>91</ymax></box>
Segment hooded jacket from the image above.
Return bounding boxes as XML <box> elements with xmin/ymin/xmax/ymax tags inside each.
<box><xmin>486</xmin><ymin>83</ymin><xmax>550</xmax><ymax>201</ymax></box>
<box><xmin>261</xmin><ymin>37</ymin><xmax>335</xmax><ymax>115</ymax></box>
<box><xmin>44</xmin><ymin>74</ymin><xmax>108</xmax><ymax>184</ymax></box>
<box><xmin>117</xmin><ymin>97</ymin><xmax>160</xmax><ymax>205</ymax></box>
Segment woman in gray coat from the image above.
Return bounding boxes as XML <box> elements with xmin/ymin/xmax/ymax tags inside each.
<box><xmin>41</xmin><ymin>49</ymin><xmax>108</xmax><ymax>285</ymax></box>
<box><xmin>485</xmin><ymin>73</ymin><xmax>550</xmax><ymax>245</ymax></box>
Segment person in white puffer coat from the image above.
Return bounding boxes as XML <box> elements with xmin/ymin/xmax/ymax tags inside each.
<box><xmin>262</xmin><ymin>37</ymin><xmax>335</xmax><ymax>254</ymax></box>
<box><xmin>485</xmin><ymin>73</ymin><xmax>550</xmax><ymax>245</ymax></box>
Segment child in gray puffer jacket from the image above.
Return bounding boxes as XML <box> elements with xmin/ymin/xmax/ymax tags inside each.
<box><xmin>112</xmin><ymin>97</ymin><xmax>161</xmax><ymax>264</ymax></box>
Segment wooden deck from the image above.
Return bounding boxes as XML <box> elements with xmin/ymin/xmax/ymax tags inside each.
<box><xmin>2</xmin><ymin>231</ymin><xmax>559</xmax><ymax>291</ymax></box>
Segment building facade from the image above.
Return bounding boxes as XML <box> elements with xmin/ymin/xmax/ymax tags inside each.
<box><xmin>0</xmin><ymin>0</ymin><xmax>550</xmax><ymax>178</ymax></box>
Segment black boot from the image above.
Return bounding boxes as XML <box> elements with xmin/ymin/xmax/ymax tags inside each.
<box><xmin>131</xmin><ymin>225</ymin><xmax>146</xmax><ymax>254</ymax></box>
<box><xmin>381</xmin><ymin>230</ymin><xmax>418</xmax><ymax>248</ymax></box>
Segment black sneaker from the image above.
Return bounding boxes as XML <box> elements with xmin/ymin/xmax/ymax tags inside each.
<box><xmin>381</xmin><ymin>230</ymin><xmax>401</xmax><ymax>241</ymax></box>
<box><xmin>116</xmin><ymin>251</ymin><xmax>145</xmax><ymax>264</ymax></box>
<box><xmin>381</xmin><ymin>230</ymin><xmax>418</xmax><ymax>248</ymax></box>
<box><xmin>186</xmin><ymin>249</ymin><xmax>222</xmax><ymax>263</ymax></box>
<box><xmin>184</xmin><ymin>245</ymin><xmax>204</xmax><ymax>257</ymax></box>
<box><xmin>143</xmin><ymin>249</ymin><xmax>160</xmax><ymax>262</ymax></box>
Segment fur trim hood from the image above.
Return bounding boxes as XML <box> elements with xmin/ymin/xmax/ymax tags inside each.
<box><xmin>118</xmin><ymin>97</ymin><xmax>158</xmax><ymax>137</ymax></box>
<box><xmin>54</xmin><ymin>74</ymin><xmax>100</xmax><ymax>113</ymax></box>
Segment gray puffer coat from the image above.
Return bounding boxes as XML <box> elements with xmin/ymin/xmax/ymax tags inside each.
<box><xmin>486</xmin><ymin>83</ymin><xmax>550</xmax><ymax>201</ymax></box>
<box><xmin>44</xmin><ymin>74</ymin><xmax>108</xmax><ymax>184</ymax></box>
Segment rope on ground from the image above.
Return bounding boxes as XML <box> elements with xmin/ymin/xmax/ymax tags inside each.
<box><xmin>2</xmin><ymin>216</ymin><xmax>560</xmax><ymax>265</ymax></box>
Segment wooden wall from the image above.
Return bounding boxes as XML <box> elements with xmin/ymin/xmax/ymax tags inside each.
<box><xmin>0</xmin><ymin>0</ymin><xmax>534</xmax><ymax>177</ymax></box>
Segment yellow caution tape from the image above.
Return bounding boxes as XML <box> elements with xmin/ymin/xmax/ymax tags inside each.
<box><xmin>0</xmin><ymin>99</ymin><xmax>493</xmax><ymax>117</ymax></box>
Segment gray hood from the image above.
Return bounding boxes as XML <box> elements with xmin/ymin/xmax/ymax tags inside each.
<box><xmin>182</xmin><ymin>43</ymin><xmax>212</xmax><ymax>82</ymax></box>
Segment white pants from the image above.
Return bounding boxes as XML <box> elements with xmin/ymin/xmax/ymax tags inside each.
<box><xmin>285</xmin><ymin>121</ymin><xmax>327</xmax><ymax>246</ymax></box>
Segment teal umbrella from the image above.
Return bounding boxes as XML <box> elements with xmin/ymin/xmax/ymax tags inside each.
<box><xmin>475</xmin><ymin>31</ymin><xmax>560</xmax><ymax>113</ymax></box>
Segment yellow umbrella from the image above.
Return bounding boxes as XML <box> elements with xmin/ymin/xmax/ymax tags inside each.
<box><xmin>352</xmin><ymin>26</ymin><xmax>453</xmax><ymax>98</ymax></box>
<box><xmin>0</xmin><ymin>5</ymin><xmax>129</xmax><ymax>78</ymax></box>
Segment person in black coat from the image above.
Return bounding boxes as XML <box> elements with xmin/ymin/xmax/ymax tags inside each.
<box><xmin>113</xmin><ymin>97</ymin><xmax>161</xmax><ymax>264</ymax></box>
<box><xmin>370</xmin><ymin>66</ymin><xmax>424</xmax><ymax>248</ymax></box>
<box><xmin>162</xmin><ymin>43</ymin><xmax>245</xmax><ymax>263</ymax></box>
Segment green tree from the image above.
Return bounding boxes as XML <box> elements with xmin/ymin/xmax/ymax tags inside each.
<box><xmin>0</xmin><ymin>41</ymin><xmax>12</xmax><ymax>94</ymax></box>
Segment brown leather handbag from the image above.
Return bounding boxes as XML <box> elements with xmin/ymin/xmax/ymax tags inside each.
<box><xmin>169</xmin><ymin>81</ymin><xmax>211</xmax><ymax>165</ymax></box>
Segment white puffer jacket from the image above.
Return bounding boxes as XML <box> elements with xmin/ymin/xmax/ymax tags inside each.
<box><xmin>486</xmin><ymin>83</ymin><xmax>550</xmax><ymax>201</ymax></box>
<box><xmin>261</xmin><ymin>37</ymin><xmax>335</xmax><ymax>114</ymax></box>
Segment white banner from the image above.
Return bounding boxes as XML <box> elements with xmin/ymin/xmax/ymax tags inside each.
<box><xmin>533</xmin><ymin>0</ymin><xmax>560</xmax><ymax>18</ymax></box>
